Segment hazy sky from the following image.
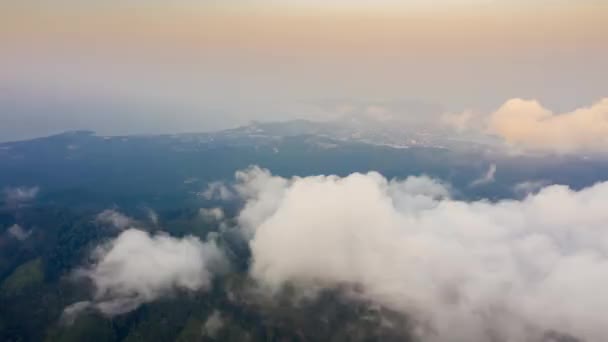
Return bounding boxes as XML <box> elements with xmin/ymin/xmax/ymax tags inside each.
<box><xmin>1</xmin><ymin>1</ymin><xmax>607</xmax><ymax>141</ymax></box>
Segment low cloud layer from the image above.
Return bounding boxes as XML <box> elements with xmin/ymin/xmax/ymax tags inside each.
<box><xmin>231</xmin><ymin>167</ymin><xmax>608</xmax><ymax>342</ymax></box>
<box><xmin>74</xmin><ymin>229</ymin><xmax>227</xmax><ymax>316</ymax></box>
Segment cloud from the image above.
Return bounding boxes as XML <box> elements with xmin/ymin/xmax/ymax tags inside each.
<box><xmin>201</xmin><ymin>181</ymin><xmax>235</xmax><ymax>201</ymax></box>
<box><xmin>73</xmin><ymin>229</ymin><xmax>228</xmax><ymax>316</ymax></box>
<box><xmin>3</xmin><ymin>186</ymin><xmax>39</xmax><ymax>206</ymax></box>
<box><xmin>469</xmin><ymin>164</ymin><xmax>497</xmax><ymax>187</ymax></box>
<box><xmin>444</xmin><ymin>98</ymin><xmax>608</xmax><ymax>155</ymax></box>
<box><xmin>231</xmin><ymin>167</ymin><xmax>608</xmax><ymax>342</ymax></box>
<box><xmin>203</xmin><ymin>310</ymin><xmax>224</xmax><ymax>338</ymax></box>
<box><xmin>61</xmin><ymin>301</ymin><xmax>94</xmax><ymax>325</ymax></box>
<box><xmin>233</xmin><ymin>166</ymin><xmax>289</xmax><ymax>237</ymax></box>
<box><xmin>145</xmin><ymin>207</ymin><xmax>159</xmax><ymax>225</ymax></box>
<box><xmin>200</xmin><ymin>207</ymin><xmax>225</xmax><ymax>222</ymax></box>
<box><xmin>7</xmin><ymin>224</ymin><xmax>31</xmax><ymax>241</ymax></box>
<box><xmin>513</xmin><ymin>180</ymin><xmax>550</xmax><ymax>196</ymax></box>
<box><xmin>441</xmin><ymin>110</ymin><xmax>480</xmax><ymax>133</ymax></box>
<box><xmin>95</xmin><ymin>209</ymin><xmax>133</xmax><ymax>230</ymax></box>
<box><xmin>488</xmin><ymin>98</ymin><xmax>608</xmax><ymax>154</ymax></box>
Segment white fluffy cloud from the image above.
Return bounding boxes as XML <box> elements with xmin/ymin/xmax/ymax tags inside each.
<box><xmin>445</xmin><ymin>97</ymin><xmax>608</xmax><ymax>154</ymax></box>
<box><xmin>75</xmin><ymin>229</ymin><xmax>228</xmax><ymax>316</ymax></box>
<box><xmin>234</xmin><ymin>167</ymin><xmax>289</xmax><ymax>237</ymax></box>
<box><xmin>232</xmin><ymin>167</ymin><xmax>608</xmax><ymax>342</ymax></box>
<box><xmin>488</xmin><ymin>98</ymin><xmax>608</xmax><ymax>154</ymax></box>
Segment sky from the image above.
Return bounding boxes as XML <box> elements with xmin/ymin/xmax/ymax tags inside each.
<box><xmin>1</xmin><ymin>1</ymin><xmax>607</xmax><ymax>141</ymax></box>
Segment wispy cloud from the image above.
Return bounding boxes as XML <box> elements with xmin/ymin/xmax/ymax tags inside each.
<box><xmin>469</xmin><ymin>164</ymin><xmax>497</xmax><ymax>187</ymax></box>
<box><xmin>3</xmin><ymin>186</ymin><xmax>39</xmax><ymax>206</ymax></box>
<box><xmin>513</xmin><ymin>180</ymin><xmax>550</xmax><ymax>196</ymax></box>
<box><xmin>201</xmin><ymin>182</ymin><xmax>235</xmax><ymax>201</ymax></box>
<box><xmin>7</xmin><ymin>224</ymin><xmax>31</xmax><ymax>241</ymax></box>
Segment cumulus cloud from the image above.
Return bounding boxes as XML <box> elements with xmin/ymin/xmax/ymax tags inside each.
<box><xmin>73</xmin><ymin>229</ymin><xmax>228</xmax><ymax>316</ymax></box>
<box><xmin>95</xmin><ymin>209</ymin><xmax>133</xmax><ymax>230</ymax></box>
<box><xmin>3</xmin><ymin>186</ymin><xmax>39</xmax><ymax>206</ymax></box>
<box><xmin>487</xmin><ymin>98</ymin><xmax>608</xmax><ymax>154</ymax></box>
<box><xmin>469</xmin><ymin>163</ymin><xmax>497</xmax><ymax>187</ymax></box>
<box><xmin>230</xmin><ymin>167</ymin><xmax>608</xmax><ymax>342</ymax></box>
<box><xmin>446</xmin><ymin>98</ymin><xmax>608</xmax><ymax>154</ymax></box>
<box><xmin>443</xmin><ymin>98</ymin><xmax>608</xmax><ymax>154</ymax></box>
<box><xmin>7</xmin><ymin>224</ymin><xmax>31</xmax><ymax>241</ymax></box>
<box><xmin>233</xmin><ymin>166</ymin><xmax>289</xmax><ymax>237</ymax></box>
